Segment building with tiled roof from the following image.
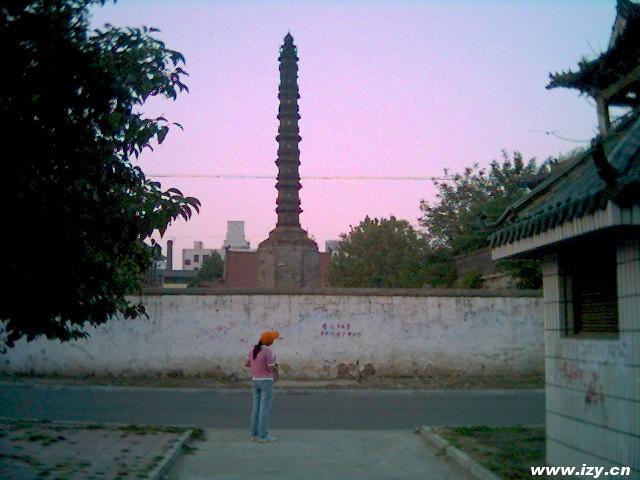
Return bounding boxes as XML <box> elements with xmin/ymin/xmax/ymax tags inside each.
<box><xmin>491</xmin><ymin>0</ymin><xmax>639</xmax><ymax>473</ymax></box>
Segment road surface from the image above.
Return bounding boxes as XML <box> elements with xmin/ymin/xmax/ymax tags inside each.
<box><xmin>0</xmin><ymin>382</ymin><xmax>544</xmax><ymax>429</ymax></box>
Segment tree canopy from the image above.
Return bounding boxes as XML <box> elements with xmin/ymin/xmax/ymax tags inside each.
<box><xmin>328</xmin><ymin>216</ymin><xmax>430</xmax><ymax>288</ymax></box>
<box><xmin>419</xmin><ymin>151</ymin><xmax>539</xmax><ymax>255</ymax></box>
<box><xmin>198</xmin><ymin>253</ymin><xmax>225</xmax><ymax>282</ymax></box>
<box><xmin>1</xmin><ymin>0</ymin><xmax>199</xmax><ymax>347</ymax></box>
<box><xmin>419</xmin><ymin>151</ymin><xmax>543</xmax><ymax>289</ymax></box>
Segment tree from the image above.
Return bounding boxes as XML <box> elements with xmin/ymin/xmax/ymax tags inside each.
<box><xmin>497</xmin><ymin>259</ymin><xmax>543</xmax><ymax>290</ymax></box>
<box><xmin>422</xmin><ymin>249</ymin><xmax>457</xmax><ymax>288</ymax></box>
<box><xmin>419</xmin><ymin>151</ymin><xmax>542</xmax><ymax>288</ymax></box>
<box><xmin>198</xmin><ymin>253</ymin><xmax>224</xmax><ymax>282</ymax></box>
<box><xmin>1</xmin><ymin>1</ymin><xmax>199</xmax><ymax>347</ymax></box>
<box><xmin>419</xmin><ymin>151</ymin><xmax>539</xmax><ymax>255</ymax></box>
<box><xmin>328</xmin><ymin>216</ymin><xmax>430</xmax><ymax>288</ymax></box>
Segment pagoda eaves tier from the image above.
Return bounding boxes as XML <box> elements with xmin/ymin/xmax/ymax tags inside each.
<box><xmin>275</xmin><ymin>33</ymin><xmax>304</xmax><ymax>228</ymax></box>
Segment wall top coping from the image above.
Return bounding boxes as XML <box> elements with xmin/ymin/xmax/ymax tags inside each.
<box><xmin>140</xmin><ymin>287</ymin><xmax>543</xmax><ymax>298</ymax></box>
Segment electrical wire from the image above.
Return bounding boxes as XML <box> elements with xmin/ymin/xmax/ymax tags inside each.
<box><xmin>528</xmin><ymin>129</ymin><xmax>591</xmax><ymax>143</ymax></box>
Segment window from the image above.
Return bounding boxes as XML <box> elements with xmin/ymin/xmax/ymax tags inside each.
<box><xmin>562</xmin><ymin>242</ymin><xmax>619</xmax><ymax>337</ymax></box>
<box><xmin>203</xmin><ymin>255</ymin><xmax>209</xmax><ymax>260</ymax></box>
<box><xmin>194</xmin><ymin>255</ymin><xmax>199</xmax><ymax>263</ymax></box>
<box><xmin>185</xmin><ymin>259</ymin><xmax>191</xmax><ymax>266</ymax></box>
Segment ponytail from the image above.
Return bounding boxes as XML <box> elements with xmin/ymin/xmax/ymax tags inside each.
<box><xmin>252</xmin><ymin>341</ymin><xmax>263</xmax><ymax>360</ymax></box>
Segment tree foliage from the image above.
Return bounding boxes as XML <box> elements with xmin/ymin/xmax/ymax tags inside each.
<box><xmin>328</xmin><ymin>216</ymin><xmax>430</xmax><ymax>288</ymax></box>
<box><xmin>419</xmin><ymin>151</ymin><xmax>542</xmax><ymax>289</ymax></box>
<box><xmin>497</xmin><ymin>259</ymin><xmax>543</xmax><ymax>289</ymax></box>
<box><xmin>198</xmin><ymin>253</ymin><xmax>224</xmax><ymax>282</ymax></box>
<box><xmin>1</xmin><ymin>0</ymin><xmax>199</xmax><ymax>347</ymax></box>
<box><xmin>419</xmin><ymin>151</ymin><xmax>538</xmax><ymax>255</ymax></box>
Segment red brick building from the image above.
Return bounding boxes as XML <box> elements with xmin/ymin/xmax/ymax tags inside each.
<box><xmin>210</xmin><ymin>250</ymin><xmax>331</xmax><ymax>288</ymax></box>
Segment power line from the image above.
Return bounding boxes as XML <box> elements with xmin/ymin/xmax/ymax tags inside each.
<box><xmin>528</xmin><ymin>129</ymin><xmax>591</xmax><ymax>144</ymax></box>
<box><xmin>147</xmin><ymin>173</ymin><xmax>453</xmax><ymax>181</ymax></box>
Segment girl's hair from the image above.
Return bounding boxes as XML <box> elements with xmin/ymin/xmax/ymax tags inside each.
<box><xmin>252</xmin><ymin>341</ymin><xmax>263</xmax><ymax>360</ymax></box>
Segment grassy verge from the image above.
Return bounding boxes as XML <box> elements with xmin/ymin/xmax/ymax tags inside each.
<box><xmin>435</xmin><ymin>425</ymin><xmax>546</xmax><ymax>479</ymax></box>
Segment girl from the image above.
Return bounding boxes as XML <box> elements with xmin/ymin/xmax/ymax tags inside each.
<box><xmin>245</xmin><ymin>330</ymin><xmax>281</xmax><ymax>442</ymax></box>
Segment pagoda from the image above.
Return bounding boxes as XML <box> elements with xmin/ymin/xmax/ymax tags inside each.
<box><xmin>256</xmin><ymin>33</ymin><xmax>320</xmax><ymax>288</ymax></box>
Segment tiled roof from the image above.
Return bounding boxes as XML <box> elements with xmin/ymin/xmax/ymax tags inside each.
<box><xmin>490</xmin><ymin>111</ymin><xmax>640</xmax><ymax>248</ymax></box>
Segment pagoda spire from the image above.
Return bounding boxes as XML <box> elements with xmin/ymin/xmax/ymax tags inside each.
<box><xmin>256</xmin><ymin>33</ymin><xmax>320</xmax><ymax>289</ymax></box>
<box><xmin>275</xmin><ymin>32</ymin><xmax>302</xmax><ymax>228</ymax></box>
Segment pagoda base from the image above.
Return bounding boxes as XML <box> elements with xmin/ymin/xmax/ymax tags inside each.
<box><xmin>256</xmin><ymin>226</ymin><xmax>320</xmax><ymax>289</ymax></box>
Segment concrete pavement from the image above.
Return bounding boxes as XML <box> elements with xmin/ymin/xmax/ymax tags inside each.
<box><xmin>164</xmin><ymin>429</ymin><xmax>473</xmax><ymax>480</ymax></box>
<box><xmin>0</xmin><ymin>418</ymin><xmax>191</xmax><ymax>480</ymax></box>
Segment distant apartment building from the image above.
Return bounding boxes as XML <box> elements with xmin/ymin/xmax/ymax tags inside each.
<box><xmin>181</xmin><ymin>222</ymin><xmax>253</xmax><ymax>271</ymax></box>
<box><xmin>182</xmin><ymin>241</ymin><xmax>215</xmax><ymax>271</ymax></box>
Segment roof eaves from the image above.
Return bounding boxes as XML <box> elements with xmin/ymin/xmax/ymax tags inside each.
<box><xmin>492</xmin><ymin>110</ymin><xmax>639</xmax><ymax>230</ymax></box>
<box><xmin>490</xmin><ymin>148</ymin><xmax>590</xmax><ymax>228</ymax></box>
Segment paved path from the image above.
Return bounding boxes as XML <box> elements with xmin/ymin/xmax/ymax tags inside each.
<box><xmin>0</xmin><ymin>383</ymin><xmax>544</xmax><ymax>429</ymax></box>
<box><xmin>165</xmin><ymin>429</ymin><xmax>473</xmax><ymax>480</ymax></box>
<box><xmin>0</xmin><ymin>418</ymin><xmax>186</xmax><ymax>480</ymax></box>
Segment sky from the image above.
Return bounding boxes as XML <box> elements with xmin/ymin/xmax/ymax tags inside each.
<box><xmin>91</xmin><ymin>0</ymin><xmax>617</xmax><ymax>265</ymax></box>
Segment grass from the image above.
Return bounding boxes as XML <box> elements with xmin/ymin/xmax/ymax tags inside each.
<box><xmin>117</xmin><ymin>424</ymin><xmax>189</xmax><ymax>435</ymax></box>
<box><xmin>22</xmin><ymin>433</ymin><xmax>65</xmax><ymax>446</ymax></box>
<box><xmin>435</xmin><ymin>425</ymin><xmax>546</xmax><ymax>479</ymax></box>
<box><xmin>0</xmin><ymin>453</ymin><xmax>42</xmax><ymax>467</ymax></box>
<box><xmin>181</xmin><ymin>444</ymin><xmax>197</xmax><ymax>454</ymax></box>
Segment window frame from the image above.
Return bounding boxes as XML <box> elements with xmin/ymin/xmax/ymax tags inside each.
<box><xmin>560</xmin><ymin>242</ymin><xmax>619</xmax><ymax>339</ymax></box>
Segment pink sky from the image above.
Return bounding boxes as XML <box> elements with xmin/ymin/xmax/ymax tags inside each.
<box><xmin>92</xmin><ymin>0</ymin><xmax>615</xmax><ymax>265</ymax></box>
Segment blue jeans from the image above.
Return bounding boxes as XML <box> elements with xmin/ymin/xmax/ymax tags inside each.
<box><xmin>250</xmin><ymin>379</ymin><xmax>274</xmax><ymax>439</ymax></box>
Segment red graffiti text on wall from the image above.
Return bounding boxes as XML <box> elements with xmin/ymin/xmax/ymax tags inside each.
<box><xmin>557</xmin><ymin>362</ymin><xmax>605</xmax><ymax>405</ymax></box>
<box><xmin>585</xmin><ymin>372</ymin><xmax>605</xmax><ymax>405</ymax></box>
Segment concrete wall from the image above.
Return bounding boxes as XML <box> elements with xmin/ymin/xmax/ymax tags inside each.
<box><xmin>1</xmin><ymin>289</ymin><xmax>543</xmax><ymax>380</ymax></box>
<box><xmin>543</xmin><ymin>239</ymin><xmax>639</xmax><ymax>474</ymax></box>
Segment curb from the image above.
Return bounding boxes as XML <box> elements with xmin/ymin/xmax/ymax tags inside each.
<box><xmin>418</xmin><ymin>426</ymin><xmax>502</xmax><ymax>480</ymax></box>
<box><xmin>147</xmin><ymin>429</ymin><xmax>193</xmax><ymax>480</ymax></box>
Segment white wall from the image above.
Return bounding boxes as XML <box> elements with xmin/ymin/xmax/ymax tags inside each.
<box><xmin>1</xmin><ymin>291</ymin><xmax>543</xmax><ymax>379</ymax></box>
<box><xmin>182</xmin><ymin>248</ymin><xmax>215</xmax><ymax>270</ymax></box>
<box><xmin>543</xmin><ymin>239</ymin><xmax>639</xmax><ymax>474</ymax></box>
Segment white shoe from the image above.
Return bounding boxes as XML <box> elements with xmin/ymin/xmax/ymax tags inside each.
<box><xmin>250</xmin><ymin>436</ymin><xmax>258</xmax><ymax>441</ymax></box>
<box><xmin>257</xmin><ymin>436</ymin><xmax>277</xmax><ymax>443</ymax></box>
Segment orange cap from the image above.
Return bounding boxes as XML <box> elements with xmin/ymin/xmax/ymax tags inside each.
<box><xmin>259</xmin><ymin>331</ymin><xmax>281</xmax><ymax>346</ymax></box>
